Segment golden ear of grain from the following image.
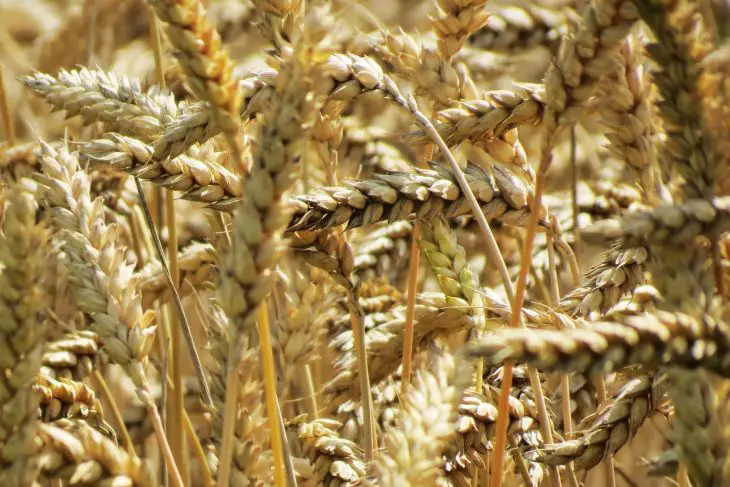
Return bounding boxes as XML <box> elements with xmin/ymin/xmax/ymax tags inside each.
<box><xmin>23</xmin><ymin>68</ymin><xmax>180</xmax><ymax>137</ymax></box>
<box><xmin>81</xmin><ymin>134</ymin><xmax>243</xmax><ymax>209</ymax></box>
<box><xmin>583</xmin><ymin>197</ymin><xmax>730</xmax><ymax>246</ymax></box>
<box><xmin>636</xmin><ymin>0</ymin><xmax>717</xmax><ymax>199</ymax></box>
<box><xmin>287</xmin><ymin>161</ymin><xmax>555</xmax><ymax>234</ymax></box>
<box><xmin>34</xmin><ymin>375</ymin><xmax>114</xmax><ymax>440</ymax></box>
<box><xmin>37</xmin><ymin>421</ymin><xmax>154</xmax><ymax>487</ymax></box>
<box><xmin>296</xmin><ymin>419</ymin><xmax>366</xmax><ymax>485</ymax></box>
<box><xmin>419</xmin><ymin>215</ymin><xmax>486</xmax><ymax>333</ymax></box>
<box><xmin>376</xmin><ymin>352</ymin><xmax>471</xmax><ymax>486</ymax></box>
<box><xmin>468</xmin><ymin>310</ymin><xmax>730</xmax><ymax>377</ymax></box>
<box><xmin>535</xmin><ymin>373</ymin><xmax>663</xmax><ymax>470</ymax></box>
<box><xmin>148</xmin><ymin>0</ymin><xmax>241</xmax><ymax>129</ymax></box>
<box><xmin>36</xmin><ymin>142</ymin><xmax>155</xmax><ymax>393</ymax></box>
<box><xmin>0</xmin><ymin>184</ymin><xmax>49</xmax><ymax>487</ymax></box>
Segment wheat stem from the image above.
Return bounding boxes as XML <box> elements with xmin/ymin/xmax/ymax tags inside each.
<box><xmin>257</xmin><ymin>303</ymin><xmax>285</xmax><ymax>487</ymax></box>
<box><xmin>161</xmin><ymin>372</ymin><xmax>213</xmax><ymax>487</ymax></box>
<box><xmin>215</xmin><ymin>341</ymin><xmax>239</xmax><ymax>487</ymax></box>
<box><xmin>400</xmin><ymin>223</ymin><xmax>420</xmax><ymax>394</ymax></box>
<box><xmin>147</xmin><ymin>402</ymin><xmax>184</xmax><ymax>487</ymax></box>
<box><xmin>165</xmin><ymin>188</ymin><xmax>188</xmax><ymax>485</ymax></box>
<box><xmin>350</xmin><ymin>292</ymin><xmax>377</xmax><ymax>461</ymax></box>
<box><xmin>301</xmin><ymin>365</ymin><xmax>319</xmax><ymax>419</ymax></box>
<box><xmin>0</xmin><ymin>67</ymin><xmax>14</xmax><ymax>144</ymax></box>
<box><xmin>182</xmin><ymin>406</ymin><xmax>213</xmax><ymax>487</ymax></box>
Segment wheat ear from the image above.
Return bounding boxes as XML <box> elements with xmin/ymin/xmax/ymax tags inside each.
<box><xmin>215</xmin><ymin>43</ymin><xmax>316</xmax><ymax>486</ymax></box>
<box><xmin>376</xmin><ymin>352</ymin><xmax>471</xmax><ymax>485</ymax></box>
<box><xmin>0</xmin><ymin>184</ymin><xmax>49</xmax><ymax>486</ymax></box>
<box><xmin>147</xmin><ymin>0</ymin><xmax>242</xmax><ymax>153</ymax></box>
<box><xmin>635</xmin><ymin>0</ymin><xmax>717</xmax><ymax>198</ymax></box>
<box><xmin>34</xmin><ymin>143</ymin><xmax>183</xmax><ymax>486</ymax></box>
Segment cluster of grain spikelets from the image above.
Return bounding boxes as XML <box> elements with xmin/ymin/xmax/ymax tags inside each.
<box><xmin>3</xmin><ymin>0</ymin><xmax>730</xmax><ymax>486</ymax></box>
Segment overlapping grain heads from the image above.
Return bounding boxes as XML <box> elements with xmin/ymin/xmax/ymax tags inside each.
<box><xmin>4</xmin><ymin>0</ymin><xmax>730</xmax><ymax>486</ymax></box>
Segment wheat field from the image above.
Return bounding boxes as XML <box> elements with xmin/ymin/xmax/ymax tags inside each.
<box><xmin>0</xmin><ymin>0</ymin><xmax>728</xmax><ymax>486</ymax></box>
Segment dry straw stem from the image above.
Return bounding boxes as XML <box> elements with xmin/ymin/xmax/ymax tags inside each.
<box><xmin>583</xmin><ymin>197</ymin><xmax>730</xmax><ymax>247</ymax></box>
<box><xmin>37</xmin><ymin>421</ymin><xmax>154</xmax><ymax>487</ymax></box>
<box><xmin>0</xmin><ymin>185</ymin><xmax>49</xmax><ymax>487</ymax></box>
<box><xmin>636</xmin><ymin>0</ymin><xmax>717</xmax><ymax>198</ymax></box>
<box><xmin>376</xmin><ymin>352</ymin><xmax>471</xmax><ymax>486</ymax></box>
<box><xmin>431</xmin><ymin>0</ymin><xmax>490</xmax><ymax>59</ymax></box>
<box><xmin>0</xmin><ymin>67</ymin><xmax>14</xmax><ymax>144</ymax></box>
<box><xmin>23</xmin><ymin>68</ymin><xmax>181</xmax><ymax>139</ymax></box>
<box><xmin>470</xmin><ymin>3</ymin><xmax>578</xmax><ymax>54</ymax></box>
<box><xmin>668</xmin><ymin>369</ymin><xmax>730</xmax><ymax>487</ymax></box>
<box><xmin>288</xmin><ymin>160</ymin><xmax>555</xmax><ymax>234</ymax></box>
<box><xmin>468</xmin><ymin>310</ymin><xmax>730</xmax><ymax>377</ymax></box>
<box><xmin>297</xmin><ymin>418</ymin><xmax>366</xmax><ymax>485</ymax></box>
<box><xmin>534</xmin><ymin>373</ymin><xmax>665</xmax><ymax>470</ymax></box>
<box><xmin>216</xmin><ymin>44</ymin><xmax>315</xmax><ymax>487</ymax></box>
